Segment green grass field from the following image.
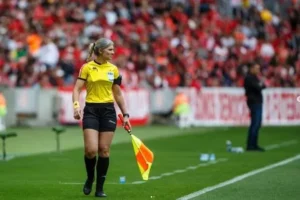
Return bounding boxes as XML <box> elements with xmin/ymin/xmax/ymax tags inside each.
<box><xmin>0</xmin><ymin>125</ymin><xmax>299</xmax><ymax>200</ymax></box>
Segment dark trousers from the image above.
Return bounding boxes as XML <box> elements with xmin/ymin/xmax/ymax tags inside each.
<box><xmin>247</xmin><ymin>103</ymin><xmax>263</xmax><ymax>148</ymax></box>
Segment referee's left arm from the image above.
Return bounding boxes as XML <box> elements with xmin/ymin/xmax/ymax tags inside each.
<box><xmin>112</xmin><ymin>84</ymin><xmax>128</xmax><ymax>115</ymax></box>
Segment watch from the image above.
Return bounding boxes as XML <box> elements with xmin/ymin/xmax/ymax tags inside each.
<box><xmin>123</xmin><ymin>113</ymin><xmax>130</xmax><ymax>118</ymax></box>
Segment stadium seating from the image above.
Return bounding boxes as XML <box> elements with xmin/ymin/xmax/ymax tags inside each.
<box><xmin>0</xmin><ymin>0</ymin><xmax>299</xmax><ymax>88</ymax></box>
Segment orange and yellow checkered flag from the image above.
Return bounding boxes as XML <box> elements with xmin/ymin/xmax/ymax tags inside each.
<box><xmin>118</xmin><ymin>114</ymin><xmax>154</xmax><ymax>180</ymax></box>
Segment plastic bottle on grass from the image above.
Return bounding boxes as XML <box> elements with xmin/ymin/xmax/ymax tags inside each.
<box><xmin>209</xmin><ymin>153</ymin><xmax>216</xmax><ymax>161</ymax></box>
<box><xmin>119</xmin><ymin>176</ymin><xmax>126</xmax><ymax>184</ymax></box>
<box><xmin>226</xmin><ymin>140</ymin><xmax>232</xmax><ymax>152</ymax></box>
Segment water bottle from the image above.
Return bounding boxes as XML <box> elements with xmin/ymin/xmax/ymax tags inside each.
<box><xmin>226</xmin><ymin>140</ymin><xmax>232</xmax><ymax>152</ymax></box>
<box><xmin>200</xmin><ymin>153</ymin><xmax>209</xmax><ymax>161</ymax></box>
<box><xmin>209</xmin><ymin>153</ymin><xmax>216</xmax><ymax>161</ymax></box>
<box><xmin>231</xmin><ymin>147</ymin><xmax>244</xmax><ymax>153</ymax></box>
<box><xmin>119</xmin><ymin>176</ymin><xmax>126</xmax><ymax>184</ymax></box>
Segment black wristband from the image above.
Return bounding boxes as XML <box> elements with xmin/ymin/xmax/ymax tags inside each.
<box><xmin>123</xmin><ymin>113</ymin><xmax>130</xmax><ymax>118</ymax></box>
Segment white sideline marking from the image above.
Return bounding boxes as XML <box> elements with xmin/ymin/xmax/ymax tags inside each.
<box><xmin>265</xmin><ymin>140</ymin><xmax>298</xmax><ymax>150</ymax></box>
<box><xmin>59</xmin><ymin>182</ymin><xmax>82</xmax><ymax>185</ymax></box>
<box><xmin>59</xmin><ymin>140</ymin><xmax>297</xmax><ymax>186</ymax></box>
<box><xmin>176</xmin><ymin>154</ymin><xmax>300</xmax><ymax>200</ymax></box>
<box><xmin>131</xmin><ymin>158</ymin><xmax>228</xmax><ymax>185</ymax></box>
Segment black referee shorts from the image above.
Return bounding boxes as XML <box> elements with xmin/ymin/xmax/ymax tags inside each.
<box><xmin>82</xmin><ymin>103</ymin><xmax>117</xmax><ymax>132</ymax></box>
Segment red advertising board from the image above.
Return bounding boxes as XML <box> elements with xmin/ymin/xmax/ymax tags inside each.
<box><xmin>57</xmin><ymin>88</ymin><xmax>150</xmax><ymax>126</ymax></box>
<box><xmin>180</xmin><ymin>88</ymin><xmax>300</xmax><ymax>126</ymax></box>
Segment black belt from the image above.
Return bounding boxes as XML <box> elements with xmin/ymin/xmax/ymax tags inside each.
<box><xmin>85</xmin><ymin>102</ymin><xmax>114</xmax><ymax>107</ymax></box>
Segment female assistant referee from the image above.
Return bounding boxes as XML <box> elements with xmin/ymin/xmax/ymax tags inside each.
<box><xmin>72</xmin><ymin>38</ymin><xmax>131</xmax><ymax>197</ymax></box>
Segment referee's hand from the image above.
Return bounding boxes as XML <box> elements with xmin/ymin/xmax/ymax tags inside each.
<box><xmin>123</xmin><ymin>116</ymin><xmax>132</xmax><ymax>131</ymax></box>
<box><xmin>73</xmin><ymin>107</ymin><xmax>82</xmax><ymax>120</ymax></box>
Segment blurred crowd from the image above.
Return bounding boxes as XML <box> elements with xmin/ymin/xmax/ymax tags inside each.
<box><xmin>0</xmin><ymin>0</ymin><xmax>300</xmax><ymax>89</ymax></box>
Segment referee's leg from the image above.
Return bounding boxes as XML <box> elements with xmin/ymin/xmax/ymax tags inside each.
<box><xmin>82</xmin><ymin>106</ymin><xmax>100</xmax><ymax>195</ymax></box>
<box><xmin>82</xmin><ymin>128</ymin><xmax>98</xmax><ymax>195</ymax></box>
<box><xmin>95</xmin><ymin>131</ymin><xmax>114</xmax><ymax>197</ymax></box>
<box><xmin>95</xmin><ymin>107</ymin><xmax>117</xmax><ymax>197</ymax></box>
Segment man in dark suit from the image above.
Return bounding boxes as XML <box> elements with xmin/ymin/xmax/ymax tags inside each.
<box><xmin>244</xmin><ymin>63</ymin><xmax>266</xmax><ymax>152</ymax></box>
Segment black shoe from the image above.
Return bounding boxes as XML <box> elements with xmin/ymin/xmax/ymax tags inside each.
<box><xmin>246</xmin><ymin>145</ymin><xmax>255</xmax><ymax>151</ymax></box>
<box><xmin>83</xmin><ymin>179</ymin><xmax>94</xmax><ymax>195</ymax></box>
<box><xmin>256</xmin><ymin>146</ymin><xmax>265</xmax><ymax>152</ymax></box>
<box><xmin>95</xmin><ymin>191</ymin><xmax>107</xmax><ymax>197</ymax></box>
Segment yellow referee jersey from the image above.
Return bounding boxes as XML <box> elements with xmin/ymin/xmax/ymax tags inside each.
<box><xmin>78</xmin><ymin>61</ymin><xmax>120</xmax><ymax>103</ymax></box>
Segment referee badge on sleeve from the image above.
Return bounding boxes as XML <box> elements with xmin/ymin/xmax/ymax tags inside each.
<box><xmin>107</xmin><ymin>72</ymin><xmax>114</xmax><ymax>82</ymax></box>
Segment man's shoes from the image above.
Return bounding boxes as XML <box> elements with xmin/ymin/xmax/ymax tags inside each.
<box><xmin>83</xmin><ymin>179</ymin><xmax>94</xmax><ymax>195</ymax></box>
<box><xmin>95</xmin><ymin>191</ymin><xmax>107</xmax><ymax>197</ymax></box>
<box><xmin>246</xmin><ymin>146</ymin><xmax>265</xmax><ymax>152</ymax></box>
<box><xmin>256</xmin><ymin>146</ymin><xmax>265</xmax><ymax>152</ymax></box>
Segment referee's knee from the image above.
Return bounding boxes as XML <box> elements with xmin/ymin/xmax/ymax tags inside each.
<box><xmin>85</xmin><ymin>147</ymin><xmax>97</xmax><ymax>158</ymax></box>
<box><xmin>98</xmin><ymin>146</ymin><xmax>110</xmax><ymax>157</ymax></box>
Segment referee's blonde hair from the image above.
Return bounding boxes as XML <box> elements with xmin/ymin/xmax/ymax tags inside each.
<box><xmin>86</xmin><ymin>38</ymin><xmax>114</xmax><ymax>61</ymax></box>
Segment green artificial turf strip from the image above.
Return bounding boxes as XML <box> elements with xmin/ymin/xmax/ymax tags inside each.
<box><xmin>0</xmin><ymin>126</ymin><xmax>299</xmax><ymax>200</ymax></box>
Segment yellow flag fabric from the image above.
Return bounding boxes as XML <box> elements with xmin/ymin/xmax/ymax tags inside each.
<box><xmin>131</xmin><ymin>135</ymin><xmax>154</xmax><ymax>180</ymax></box>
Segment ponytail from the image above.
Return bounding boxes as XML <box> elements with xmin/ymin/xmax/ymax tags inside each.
<box><xmin>86</xmin><ymin>38</ymin><xmax>113</xmax><ymax>61</ymax></box>
<box><xmin>86</xmin><ymin>43</ymin><xmax>95</xmax><ymax>62</ymax></box>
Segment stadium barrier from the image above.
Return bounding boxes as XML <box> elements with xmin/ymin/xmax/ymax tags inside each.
<box><xmin>57</xmin><ymin>87</ymin><xmax>150</xmax><ymax>126</ymax></box>
<box><xmin>178</xmin><ymin>87</ymin><xmax>300</xmax><ymax>126</ymax></box>
<box><xmin>2</xmin><ymin>87</ymin><xmax>300</xmax><ymax>127</ymax></box>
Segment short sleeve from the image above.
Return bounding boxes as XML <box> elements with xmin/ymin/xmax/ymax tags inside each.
<box><xmin>113</xmin><ymin>66</ymin><xmax>122</xmax><ymax>85</ymax></box>
<box><xmin>113</xmin><ymin>66</ymin><xmax>120</xmax><ymax>79</ymax></box>
<box><xmin>78</xmin><ymin>64</ymin><xmax>89</xmax><ymax>80</ymax></box>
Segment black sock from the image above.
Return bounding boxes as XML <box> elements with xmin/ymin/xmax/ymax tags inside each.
<box><xmin>84</xmin><ymin>156</ymin><xmax>96</xmax><ymax>181</ymax></box>
<box><xmin>96</xmin><ymin>156</ymin><xmax>109</xmax><ymax>191</ymax></box>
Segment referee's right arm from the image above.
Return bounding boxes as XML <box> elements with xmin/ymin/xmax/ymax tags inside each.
<box><xmin>72</xmin><ymin>65</ymin><xmax>88</xmax><ymax>120</ymax></box>
<box><xmin>72</xmin><ymin>79</ymin><xmax>85</xmax><ymax>120</ymax></box>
